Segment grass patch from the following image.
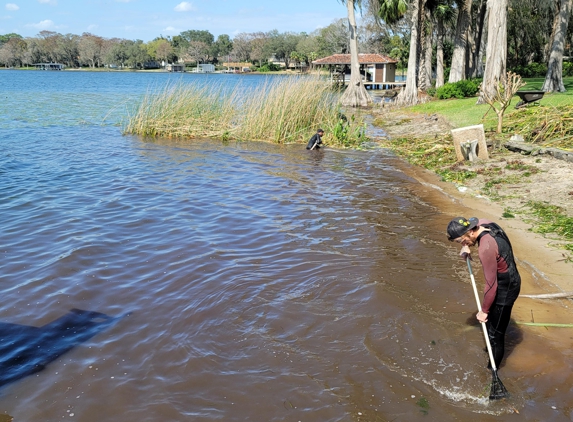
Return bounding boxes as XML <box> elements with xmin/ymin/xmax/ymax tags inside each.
<box><xmin>124</xmin><ymin>77</ymin><xmax>367</xmax><ymax>147</ymax></box>
<box><xmin>502</xmin><ymin>208</ymin><xmax>516</xmax><ymax>218</ymax></box>
<box><xmin>409</xmin><ymin>96</ymin><xmax>497</xmax><ymax>130</ymax></box>
<box><xmin>526</xmin><ymin>201</ymin><xmax>573</xmax><ymax>240</ymax></box>
<box><xmin>505</xmin><ymin>159</ymin><xmax>540</xmax><ymax>173</ymax></box>
<box><xmin>406</xmin><ymin>77</ymin><xmax>573</xmax><ymax>150</ymax></box>
<box><xmin>481</xmin><ymin>174</ymin><xmax>525</xmax><ymax>199</ymax></box>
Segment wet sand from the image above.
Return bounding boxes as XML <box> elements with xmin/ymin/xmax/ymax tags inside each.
<box><xmin>398</xmin><ymin>157</ymin><xmax>573</xmax><ymax>354</ymax></box>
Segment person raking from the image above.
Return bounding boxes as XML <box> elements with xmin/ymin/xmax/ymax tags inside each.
<box><xmin>447</xmin><ymin>217</ymin><xmax>521</xmax><ymax>383</ymax></box>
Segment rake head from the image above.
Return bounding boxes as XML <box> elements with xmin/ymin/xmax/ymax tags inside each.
<box><xmin>489</xmin><ymin>369</ymin><xmax>510</xmax><ymax>400</ymax></box>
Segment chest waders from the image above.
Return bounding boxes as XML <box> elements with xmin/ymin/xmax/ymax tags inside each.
<box><xmin>473</xmin><ymin>222</ymin><xmax>521</xmax><ymax>399</ymax></box>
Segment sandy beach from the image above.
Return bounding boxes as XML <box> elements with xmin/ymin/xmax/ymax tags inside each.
<box><xmin>374</xmin><ymin>108</ymin><xmax>573</xmax><ymax>357</ymax></box>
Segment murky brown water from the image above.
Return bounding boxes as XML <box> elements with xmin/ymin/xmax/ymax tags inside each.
<box><xmin>1</xmin><ymin>69</ymin><xmax>572</xmax><ymax>421</ymax></box>
<box><xmin>2</xmin><ymin>123</ymin><xmax>573</xmax><ymax>422</ymax></box>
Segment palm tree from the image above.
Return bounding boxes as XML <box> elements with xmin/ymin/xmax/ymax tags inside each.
<box><xmin>339</xmin><ymin>0</ymin><xmax>372</xmax><ymax>107</ymax></box>
<box><xmin>433</xmin><ymin>0</ymin><xmax>456</xmax><ymax>87</ymax></box>
<box><xmin>370</xmin><ymin>0</ymin><xmax>424</xmax><ymax>104</ymax></box>
<box><xmin>448</xmin><ymin>0</ymin><xmax>473</xmax><ymax>83</ymax></box>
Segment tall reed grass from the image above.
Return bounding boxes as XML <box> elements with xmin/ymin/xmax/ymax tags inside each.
<box><xmin>124</xmin><ymin>81</ymin><xmax>237</xmax><ymax>139</ymax></box>
<box><xmin>124</xmin><ymin>76</ymin><xmax>367</xmax><ymax>148</ymax></box>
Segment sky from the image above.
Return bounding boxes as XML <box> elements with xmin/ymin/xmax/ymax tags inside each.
<box><xmin>1</xmin><ymin>0</ymin><xmax>348</xmax><ymax>41</ymax></box>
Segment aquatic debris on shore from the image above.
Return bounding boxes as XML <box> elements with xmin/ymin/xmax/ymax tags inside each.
<box><xmin>505</xmin><ymin>105</ymin><xmax>573</xmax><ymax>150</ymax></box>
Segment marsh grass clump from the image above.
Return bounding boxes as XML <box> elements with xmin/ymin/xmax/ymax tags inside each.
<box><xmin>238</xmin><ymin>77</ymin><xmax>337</xmax><ymax>143</ymax></box>
<box><xmin>125</xmin><ymin>82</ymin><xmax>237</xmax><ymax>139</ymax></box>
<box><xmin>124</xmin><ymin>77</ymin><xmax>367</xmax><ymax>148</ymax></box>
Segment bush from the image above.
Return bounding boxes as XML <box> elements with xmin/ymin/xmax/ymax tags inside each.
<box><xmin>257</xmin><ymin>63</ymin><xmax>281</xmax><ymax>72</ymax></box>
<box><xmin>331</xmin><ymin>115</ymin><xmax>367</xmax><ymax>148</ymax></box>
<box><xmin>435</xmin><ymin>79</ymin><xmax>481</xmax><ymax>99</ymax></box>
<box><xmin>510</xmin><ymin>63</ymin><xmax>547</xmax><ymax>78</ymax></box>
<box><xmin>564</xmin><ymin>62</ymin><xmax>573</xmax><ymax>77</ymax></box>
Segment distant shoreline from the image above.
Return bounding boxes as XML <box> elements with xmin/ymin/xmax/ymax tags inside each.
<box><xmin>0</xmin><ymin>66</ymin><xmax>319</xmax><ymax>76</ymax></box>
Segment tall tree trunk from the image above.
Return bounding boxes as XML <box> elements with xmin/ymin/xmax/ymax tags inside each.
<box><xmin>471</xmin><ymin>0</ymin><xmax>487</xmax><ymax>78</ymax></box>
<box><xmin>545</xmin><ymin>1</ymin><xmax>561</xmax><ymax>62</ymax></box>
<box><xmin>341</xmin><ymin>0</ymin><xmax>372</xmax><ymax>107</ymax></box>
<box><xmin>396</xmin><ymin>0</ymin><xmax>423</xmax><ymax>105</ymax></box>
<box><xmin>448</xmin><ymin>0</ymin><xmax>472</xmax><ymax>83</ymax></box>
<box><xmin>542</xmin><ymin>0</ymin><xmax>573</xmax><ymax>92</ymax></box>
<box><xmin>477</xmin><ymin>0</ymin><xmax>507</xmax><ymax>104</ymax></box>
<box><xmin>423</xmin><ymin>12</ymin><xmax>433</xmax><ymax>90</ymax></box>
<box><xmin>417</xmin><ymin>12</ymin><xmax>427</xmax><ymax>91</ymax></box>
<box><xmin>436</xmin><ymin>19</ymin><xmax>445</xmax><ymax>88</ymax></box>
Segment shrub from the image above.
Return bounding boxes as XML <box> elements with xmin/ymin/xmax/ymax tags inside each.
<box><xmin>435</xmin><ymin>79</ymin><xmax>481</xmax><ymax>99</ymax></box>
<box><xmin>257</xmin><ymin>63</ymin><xmax>281</xmax><ymax>72</ymax></box>
<box><xmin>564</xmin><ymin>62</ymin><xmax>573</xmax><ymax>77</ymax></box>
<box><xmin>510</xmin><ymin>63</ymin><xmax>547</xmax><ymax>78</ymax></box>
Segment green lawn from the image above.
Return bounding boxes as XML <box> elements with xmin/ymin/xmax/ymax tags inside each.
<box><xmin>408</xmin><ymin>77</ymin><xmax>573</xmax><ymax>132</ymax></box>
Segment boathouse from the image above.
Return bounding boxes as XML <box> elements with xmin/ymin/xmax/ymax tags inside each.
<box><xmin>34</xmin><ymin>63</ymin><xmax>64</xmax><ymax>71</ymax></box>
<box><xmin>193</xmin><ymin>63</ymin><xmax>215</xmax><ymax>73</ymax></box>
<box><xmin>312</xmin><ymin>54</ymin><xmax>401</xmax><ymax>89</ymax></box>
<box><xmin>166</xmin><ymin>63</ymin><xmax>185</xmax><ymax>72</ymax></box>
<box><xmin>222</xmin><ymin>62</ymin><xmax>252</xmax><ymax>73</ymax></box>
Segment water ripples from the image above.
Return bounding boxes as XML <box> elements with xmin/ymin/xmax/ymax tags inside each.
<box><xmin>0</xmin><ymin>71</ymin><xmax>563</xmax><ymax>421</ymax></box>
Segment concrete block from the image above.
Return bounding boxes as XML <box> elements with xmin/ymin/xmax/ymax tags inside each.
<box><xmin>451</xmin><ymin>124</ymin><xmax>489</xmax><ymax>161</ymax></box>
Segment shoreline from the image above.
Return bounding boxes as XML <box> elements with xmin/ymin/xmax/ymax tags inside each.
<box><xmin>387</xmin><ymin>147</ymin><xmax>573</xmax><ymax>351</ymax></box>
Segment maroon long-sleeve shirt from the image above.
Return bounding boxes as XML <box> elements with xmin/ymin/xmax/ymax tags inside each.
<box><xmin>477</xmin><ymin>219</ymin><xmax>510</xmax><ymax>313</ymax></box>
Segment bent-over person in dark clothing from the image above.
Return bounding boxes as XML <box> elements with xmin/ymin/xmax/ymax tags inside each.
<box><xmin>306</xmin><ymin>129</ymin><xmax>324</xmax><ymax>150</ymax></box>
<box><xmin>447</xmin><ymin>217</ymin><xmax>521</xmax><ymax>369</ymax></box>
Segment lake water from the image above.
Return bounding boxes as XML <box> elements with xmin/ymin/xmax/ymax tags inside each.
<box><xmin>0</xmin><ymin>70</ymin><xmax>572</xmax><ymax>421</ymax></box>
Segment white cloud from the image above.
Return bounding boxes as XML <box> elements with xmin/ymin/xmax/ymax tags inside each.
<box><xmin>38</xmin><ymin>0</ymin><xmax>57</xmax><ymax>5</ymax></box>
<box><xmin>115</xmin><ymin>0</ymin><xmax>135</xmax><ymax>2</ymax></box>
<box><xmin>174</xmin><ymin>2</ymin><xmax>194</xmax><ymax>12</ymax></box>
<box><xmin>5</xmin><ymin>3</ymin><xmax>19</xmax><ymax>10</ymax></box>
<box><xmin>87</xmin><ymin>24</ymin><xmax>98</xmax><ymax>31</ymax></box>
<box><xmin>163</xmin><ymin>26</ymin><xmax>177</xmax><ymax>32</ymax></box>
<box><xmin>26</xmin><ymin>19</ymin><xmax>55</xmax><ymax>29</ymax></box>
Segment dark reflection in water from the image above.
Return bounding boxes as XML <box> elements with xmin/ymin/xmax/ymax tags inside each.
<box><xmin>0</xmin><ymin>308</ymin><xmax>125</xmax><ymax>389</ymax></box>
<box><xmin>0</xmin><ymin>111</ymin><xmax>572</xmax><ymax>420</ymax></box>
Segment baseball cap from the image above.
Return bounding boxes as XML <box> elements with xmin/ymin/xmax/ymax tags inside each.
<box><xmin>446</xmin><ymin>217</ymin><xmax>479</xmax><ymax>241</ymax></box>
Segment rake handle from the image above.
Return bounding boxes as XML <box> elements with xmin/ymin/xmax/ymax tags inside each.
<box><xmin>466</xmin><ymin>257</ymin><xmax>498</xmax><ymax>372</ymax></box>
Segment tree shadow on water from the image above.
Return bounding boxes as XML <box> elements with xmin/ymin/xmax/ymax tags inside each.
<box><xmin>0</xmin><ymin>308</ymin><xmax>127</xmax><ymax>389</ymax></box>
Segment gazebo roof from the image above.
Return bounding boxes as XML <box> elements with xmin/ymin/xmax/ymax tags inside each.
<box><xmin>312</xmin><ymin>54</ymin><xmax>397</xmax><ymax>65</ymax></box>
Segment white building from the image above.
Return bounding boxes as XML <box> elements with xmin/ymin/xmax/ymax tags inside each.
<box><xmin>193</xmin><ymin>64</ymin><xmax>215</xmax><ymax>73</ymax></box>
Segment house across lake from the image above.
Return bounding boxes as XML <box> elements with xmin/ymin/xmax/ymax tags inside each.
<box><xmin>34</xmin><ymin>63</ymin><xmax>65</xmax><ymax>71</ymax></box>
<box><xmin>166</xmin><ymin>64</ymin><xmax>185</xmax><ymax>72</ymax></box>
